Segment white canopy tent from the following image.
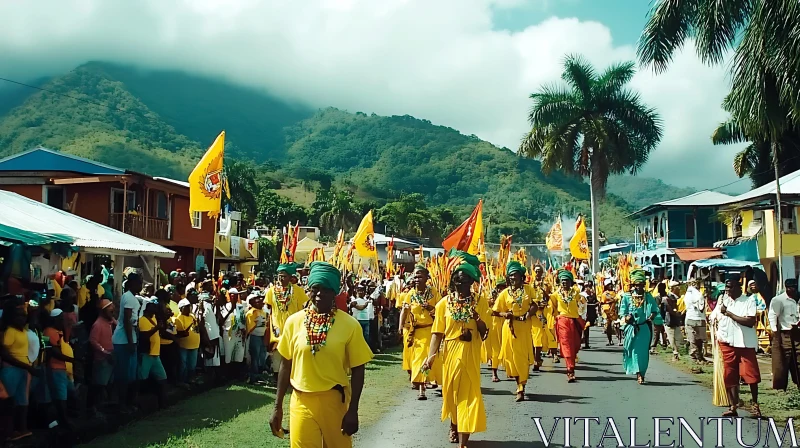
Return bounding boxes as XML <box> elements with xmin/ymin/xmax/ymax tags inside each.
<box><xmin>0</xmin><ymin>191</ymin><xmax>175</xmax><ymax>294</ymax></box>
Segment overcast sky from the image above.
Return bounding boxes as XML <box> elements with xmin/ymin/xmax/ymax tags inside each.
<box><xmin>0</xmin><ymin>0</ymin><xmax>748</xmax><ymax>192</ymax></box>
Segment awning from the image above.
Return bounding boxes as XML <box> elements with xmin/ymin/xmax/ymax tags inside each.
<box><xmin>673</xmin><ymin>248</ymin><xmax>723</xmax><ymax>262</ymax></box>
<box><xmin>0</xmin><ymin>223</ymin><xmax>74</xmax><ymax>247</ymax></box>
<box><xmin>713</xmin><ymin>226</ymin><xmax>763</xmax><ymax>248</ymax></box>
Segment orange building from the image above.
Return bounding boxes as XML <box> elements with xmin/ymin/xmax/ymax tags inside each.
<box><xmin>0</xmin><ymin>147</ymin><xmax>214</xmax><ymax>273</ymax></box>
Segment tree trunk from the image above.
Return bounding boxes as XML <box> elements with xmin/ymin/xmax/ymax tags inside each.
<box><xmin>774</xmin><ymin>141</ymin><xmax>784</xmax><ymax>290</ymax></box>
<box><xmin>589</xmin><ymin>166</ymin><xmax>600</xmax><ymax>273</ymax></box>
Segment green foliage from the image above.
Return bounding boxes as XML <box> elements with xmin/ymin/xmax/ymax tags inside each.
<box><xmin>256</xmin><ymin>190</ymin><xmax>309</xmax><ymax>228</ymax></box>
<box><xmin>606</xmin><ymin>175</ymin><xmax>696</xmax><ymax>210</ymax></box>
<box><xmin>375</xmin><ymin>193</ymin><xmax>457</xmax><ymax>244</ymax></box>
<box><xmin>223</xmin><ymin>158</ymin><xmax>258</xmax><ymax>224</ymax></box>
<box><xmin>311</xmin><ymin>187</ymin><xmax>361</xmax><ymax>233</ymax></box>
<box><xmin>257</xmin><ymin>237</ymin><xmax>280</xmax><ymax>275</ymax></box>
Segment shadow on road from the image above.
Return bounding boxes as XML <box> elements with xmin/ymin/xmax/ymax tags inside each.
<box><xmin>531</xmin><ymin>393</ymin><xmax>588</xmax><ymax>404</ymax></box>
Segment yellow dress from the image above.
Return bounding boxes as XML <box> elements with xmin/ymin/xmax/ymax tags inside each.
<box><xmin>493</xmin><ymin>285</ymin><xmax>538</xmax><ymax>385</ymax></box>
<box><xmin>402</xmin><ymin>287</ymin><xmax>443</xmax><ymax>383</ymax></box>
<box><xmin>398</xmin><ymin>291</ymin><xmax>412</xmax><ymax>371</ymax></box>
<box><xmin>433</xmin><ymin>294</ymin><xmax>491</xmax><ymax>434</ymax></box>
<box><xmin>544</xmin><ymin>295</ymin><xmax>558</xmax><ymax>349</ymax></box>
<box><xmin>481</xmin><ymin>312</ymin><xmax>503</xmax><ymax>366</ymax></box>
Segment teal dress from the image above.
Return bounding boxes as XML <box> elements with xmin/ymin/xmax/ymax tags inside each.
<box><xmin>619</xmin><ymin>292</ymin><xmax>659</xmax><ymax>376</ymax></box>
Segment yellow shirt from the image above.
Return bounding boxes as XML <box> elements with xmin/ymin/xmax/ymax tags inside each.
<box><xmin>246</xmin><ymin>308</ymin><xmax>267</xmax><ymax>336</ymax></box>
<box><xmin>277</xmin><ymin>309</ymin><xmax>373</xmax><ymax>393</ymax></box>
<box><xmin>432</xmin><ymin>294</ymin><xmax>491</xmax><ymax>341</ymax></box>
<box><xmin>175</xmin><ymin>314</ymin><xmax>201</xmax><ymax>350</ymax></box>
<box><xmin>61</xmin><ymin>339</ymin><xmax>74</xmax><ymax>378</ymax></box>
<box><xmin>265</xmin><ymin>284</ymin><xmax>309</xmax><ymax>336</ymax></box>
<box><xmin>138</xmin><ymin>316</ymin><xmax>160</xmax><ymax>356</ymax></box>
<box><xmin>77</xmin><ymin>284</ymin><xmax>105</xmax><ymax>309</ymax></box>
<box><xmin>493</xmin><ymin>285</ymin><xmax>540</xmax><ymax>318</ymax></box>
<box><xmin>401</xmin><ymin>287</ymin><xmax>442</xmax><ymax>327</ymax></box>
<box><xmin>551</xmin><ymin>288</ymin><xmax>582</xmax><ymax>318</ymax></box>
<box><xmin>3</xmin><ymin>327</ymin><xmax>30</xmax><ymax>365</ymax></box>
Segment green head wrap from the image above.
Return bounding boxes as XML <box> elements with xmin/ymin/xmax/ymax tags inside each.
<box><xmin>169</xmin><ymin>271</ymin><xmax>178</xmax><ymax>280</ymax></box>
<box><xmin>557</xmin><ymin>269</ymin><xmax>574</xmax><ymax>282</ymax></box>
<box><xmin>307</xmin><ymin>262</ymin><xmax>341</xmax><ymax>292</ymax></box>
<box><xmin>630</xmin><ymin>270</ymin><xmax>647</xmax><ymax>283</ymax></box>
<box><xmin>414</xmin><ymin>263</ymin><xmax>428</xmax><ymax>273</ymax></box>
<box><xmin>449</xmin><ymin>249</ymin><xmax>481</xmax><ymax>282</ymax></box>
<box><xmin>506</xmin><ymin>260</ymin><xmax>526</xmax><ymax>277</ymax></box>
<box><xmin>496</xmin><ymin>278</ymin><xmax>507</xmax><ymax>287</ymax></box>
<box><xmin>277</xmin><ymin>263</ymin><xmax>298</xmax><ymax>276</ymax></box>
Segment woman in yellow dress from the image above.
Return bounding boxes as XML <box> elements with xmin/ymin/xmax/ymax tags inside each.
<box><xmin>423</xmin><ymin>250</ymin><xmax>490</xmax><ymax>448</ymax></box>
<box><xmin>399</xmin><ymin>264</ymin><xmax>442</xmax><ymax>400</ymax></box>
<box><xmin>493</xmin><ymin>261</ymin><xmax>538</xmax><ymax>402</ymax></box>
<box><xmin>483</xmin><ymin>279</ymin><xmax>506</xmax><ymax>383</ymax></box>
<box><xmin>531</xmin><ymin>265</ymin><xmax>553</xmax><ymax>371</ymax></box>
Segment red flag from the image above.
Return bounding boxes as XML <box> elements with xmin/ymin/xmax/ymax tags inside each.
<box><xmin>443</xmin><ymin>200</ymin><xmax>483</xmax><ymax>253</ymax></box>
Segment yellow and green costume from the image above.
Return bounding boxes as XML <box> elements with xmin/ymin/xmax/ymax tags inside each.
<box><xmin>402</xmin><ymin>286</ymin><xmax>443</xmax><ymax>384</ymax></box>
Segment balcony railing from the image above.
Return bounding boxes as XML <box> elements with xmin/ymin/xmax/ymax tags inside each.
<box><xmin>109</xmin><ymin>213</ymin><xmax>169</xmax><ymax>241</ymax></box>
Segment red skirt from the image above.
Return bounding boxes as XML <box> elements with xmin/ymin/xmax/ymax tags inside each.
<box><xmin>555</xmin><ymin>316</ymin><xmax>583</xmax><ymax>360</ymax></box>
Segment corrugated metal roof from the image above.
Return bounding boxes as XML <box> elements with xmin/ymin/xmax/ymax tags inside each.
<box><xmin>153</xmin><ymin>177</ymin><xmax>190</xmax><ymax>189</ymax></box>
<box><xmin>721</xmin><ymin>168</ymin><xmax>800</xmax><ymax>205</ymax></box>
<box><xmin>628</xmin><ymin>190</ymin><xmax>735</xmax><ymax>218</ymax></box>
<box><xmin>0</xmin><ymin>190</ymin><xmax>174</xmax><ymax>257</ymax></box>
<box><xmin>0</xmin><ymin>147</ymin><xmax>126</xmax><ymax>175</ymax></box>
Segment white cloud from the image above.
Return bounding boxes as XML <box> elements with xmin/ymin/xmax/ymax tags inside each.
<box><xmin>0</xmin><ymin>0</ymin><xmax>743</xmax><ymax>190</ymax></box>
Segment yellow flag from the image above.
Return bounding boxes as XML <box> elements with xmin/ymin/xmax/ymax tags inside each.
<box><xmin>189</xmin><ymin>131</ymin><xmax>225</xmax><ymax>219</ymax></box>
<box><xmin>467</xmin><ymin>200</ymin><xmax>483</xmax><ymax>256</ymax></box>
<box><xmin>353</xmin><ymin>210</ymin><xmax>377</xmax><ymax>258</ymax></box>
<box><xmin>569</xmin><ymin>216</ymin><xmax>590</xmax><ymax>260</ymax></box>
<box><xmin>546</xmin><ymin>216</ymin><xmax>563</xmax><ymax>251</ymax></box>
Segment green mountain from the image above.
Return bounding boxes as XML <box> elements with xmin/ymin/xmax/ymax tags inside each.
<box><xmin>0</xmin><ymin>61</ymin><xmax>697</xmax><ymax>242</ymax></box>
<box><xmin>606</xmin><ymin>175</ymin><xmax>697</xmax><ymax>210</ymax></box>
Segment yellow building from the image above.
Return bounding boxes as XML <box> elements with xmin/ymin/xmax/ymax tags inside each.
<box><xmin>214</xmin><ymin>211</ymin><xmax>259</xmax><ymax>275</ymax></box>
<box><xmin>714</xmin><ymin>169</ymin><xmax>800</xmax><ymax>292</ymax></box>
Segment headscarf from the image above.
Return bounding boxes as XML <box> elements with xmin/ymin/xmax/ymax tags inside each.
<box><xmin>629</xmin><ymin>270</ymin><xmax>647</xmax><ymax>284</ymax></box>
<box><xmin>506</xmin><ymin>260</ymin><xmax>526</xmax><ymax>277</ymax></box>
<box><xmin>169</xmin><ymin>271</ymin><xmax>179</xmax><ymax>281</ymax></box>
<box><xmin>557</xmin><ymin>269</ymin><xmax>574</xmax><ymax>282</ymax></box>
<box><xmin>277</xmin><ymin>263</ymin><xmax>297</xmax><ymax>276</ymax></box>
<box><xmin>414</xmin><ymin>263</ymin><xmax>428</xmax><ymax>273</ymax></box>
<box><xmin>307</xmin><ymin>262</ymin><xmax>341</xmax><ymax>292</ymax></box>
<box><xmin>449</xmin><ymin>249</ymin><xmax>481</xmax><ymax>282</ymax></box>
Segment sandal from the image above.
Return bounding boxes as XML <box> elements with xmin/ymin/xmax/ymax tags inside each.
<box><xmin>491</xmin><ymin>376</ymin><xmax>500</xmax><ymax>383</ymax></box>
<box><xmin>722</xmin><ymin>407</ymin><xmax>738</xmax><ymax>417</ymax></box>
<box><xmin>751</xmin><ymin>403</ymin><xmax>762</xmax><ymax>418</ymax></box>
<box><xmin>449</xmin><ymin>426</ymin><xmax>458</xmax><ymax>443</ymax></box>
<box><xmin>637</xmin><ymin>374</ymin><xmax>645</xmax><ymax>385</ymax></box>
<box><xmin>567</xmin><ymin>373</ymin><xmax>576</xmax><ymax>383</ymax></box>
<box><xmin>515</xmin><ymin>391</ymin><xmax>525</xmax><ymax>402</ymax></box>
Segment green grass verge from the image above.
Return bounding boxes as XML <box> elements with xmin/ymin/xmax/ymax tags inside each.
<box><xmin>651</xmin><ymin>345</ymin><xmax>800</xmax><ymax>423</ymax></box>
<box><xmin>81</xmin><ymin>349</ymin><xmax>406</xmax><ymax>448</ymax></box>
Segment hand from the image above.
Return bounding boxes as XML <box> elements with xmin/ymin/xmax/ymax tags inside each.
<box><xmin>341</xmin><ymin>408</ymin><xmax>359</xmax><ymax>436</ymax></box>
<box><xmin>625</xmin><ymin>315</ymin><xmax>633</xmax><ymax>324</ymax></box>
<box><xmin>269</xmin><ymin>407</ymin><xmax>284</xmax><ymax>438</ymax></box>
<box><xmin>471</xmin><ymin>310</ymin><xmax>480</xmax><ymax>320</ymax></box>
<box><xmin>720</xmin><ymin>304</ymin><xmax>728</xmax><ymax>316</ymax></box>
<box><xmin>421</xmin><ymin>354</ymin><xmax>435</xmax><ymax>371</ymax></box>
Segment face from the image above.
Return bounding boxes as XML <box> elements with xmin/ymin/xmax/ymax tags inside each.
<box><xmin>143</xmin><ymin>283</ymin><xmax>155</xmax><ymax>296</ymax></box>
<box><xmin>727</xmin><ymin>281</ymin><xmax>742</xmax><ymax>298</ymax></box>
<box><xmin>181</xmin><ymin>305</ymin><xmax>192</xmax><ymax>316</ymax></box>
<box><xmin>452</xmin><ymin>271</ymin><xmax>475</xmax><ymax>295</ymax></box>
<box><xmin>229</xmin><ymin>293</ymin><xmax>239</xmax><ymax>304</ymax></box>
<box><xmin>251</xmin><ymin>298</ymin><xmax>264</xmax><ymax>309</ymax></box>
<box><xmin>278</xmin><ymin>272</ymin><xmax>291</xmax><ymax>287</ymax></box>
<box><xmin>749</xmin><ymin>283</ymin><xmax>759</xmax><ymax>294</ymax></box>
<box><xmin>508</xmin><ymin>272</ymin><xmax>523</xmax><ymax>288</ymax></box>
<box><xmin>128</xmin><ymin>278</ymin><xmax>143</xmax><ymax>295</ymax></box>
<box><xmin>560</xmin><ymin>279</ymin><xmax>572</xmax><ymax>290</ymax></box>
<box><xmin>102</xmin><ymin>304</ymin><xmax>116</xmax><ymax>320</ymax></box>
<box><xmin>356</xmin><ymin>286</ymin><xmax>366</xmax><ymax>297</ymax></box>
<box><xmin>310</xmin><ymin>284</ymin><xmax>335</xmax><ymax>314</ymax></box>
<box><xmin>632</xmin><ymin>281</ymin><xmax>645</xmax><ymax>295</ymax></box>
<box><xmin>534</xmin><ymin>267</ymin><xmax>543</xmax><ymax>279</ymax></box>
<box><xmin>414</xmin><ymin>270</ymin><xmax>429</xmax><ymax>289</ymax></box>
<box><xmin>586</xmin><ymin>282</ymin><xmax>594</xmax><ymax>291</ymax></box>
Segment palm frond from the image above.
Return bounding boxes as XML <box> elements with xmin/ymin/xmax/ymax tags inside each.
<box><xmin>599</xmin><ymin>89</ymin><xmax>664</xmax><ymax>152</ymax></box>
<box><xmin>637</xmin><ymin>0</ymin><xmax>700</xmax><ymax>73</ymax></box>
<box><xmin>694</xmin><ymin>0</ymin><xmax>752</xmax><ymax>65</ymax></box>
<box><xmin>561</xmin><ymin>54</ymin><xmax>596</xmax><ymax>100</ymax></box>
<box><xmin>528</xmin><ymin>85</ymin><xmax>582</xmax><ymax>127</ymax></box>
<box><xmin>711</xmin><ymin>119</ymin><xmax>748</xmax><ymax>145</ymax></box>
<box><xmin>732</xmin><ymin>144</ymin><xmax>759</xmax><ymax>177</ymax></box>
<box><xmin>594</xmin><ymin>61</ymin><xmax>636</xmax><ymax>96</ymax></box>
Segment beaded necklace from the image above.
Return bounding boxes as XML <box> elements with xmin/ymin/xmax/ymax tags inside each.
<box><xmin>448</xmin><ymin>293</ymin><xmax>475</xmax><ymax>323</ymax></box>
<box><xmin>410</xmin><ymin>287</ymin><xmax>432</xmax><ymax>306</ymax></box>
<box><xmin>274</xmin><ymin>284</ymin><xmax>292</xmax><ymax>312</ymax></box>
<box><xmin>304</xmin><ymin>308</ymin><xmax>336</xmax><ymax>355</ymax></box>
<box><xmin>508</xmin><ymin>286</ymin><xmax>526</xmax><ymax>307</ymax></box>
<box><xmin>631</xmin><ymin>292</ymin><xmax>645</xmax><ymax>308</ymax></box>
<box><xmin>559</xmin><ymin>287</ymin><xmax>575</xmax><ymax>305</ymax></box>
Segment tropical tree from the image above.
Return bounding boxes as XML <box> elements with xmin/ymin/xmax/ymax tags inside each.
<box><xmin>314</xmin><ymin>188</ymin><xmax>360</xmax><ymax>232</ymax></box>
<box><xmin>519</xmin><ymin>55</ymin><xmax>663</xmax><ymax>270</ymax></box>
<box><xmin>256</xmin><ymin>190</ymin><xmax>309</xmax><ymax>227</ymax></box>
<box><xmin>223</xmin><ymin>159</ymin><xmax>258</xmax><ymax>223</ymax></box>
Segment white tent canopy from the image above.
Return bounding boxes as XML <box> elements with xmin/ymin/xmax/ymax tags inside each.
<box><xmin>0</xmin><ymin>191</ymin><xmax>175</xmax><ymax>257</ymax></box>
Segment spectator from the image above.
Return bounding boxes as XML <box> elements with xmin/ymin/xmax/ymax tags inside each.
<box><xmin>350</xmin><ymin>284</ymin><xmax>372</xmax><ymax>345</ymax></box>
<box><xmin>663</xmin><ymin>281</ymin><xmax>685</xmax><ymax>360</ymax></box>
<box><xmin>154</xmin><ymin>289</ymin><xmax>179</xmax><ymax>385</ymax></box>
<box><xmin>43</xmin><ymin>308</ymin><xmax>76</xmax><ymax>429</ymax></box>
<box><xmin>112</xmin><ymin>272</ymin><xmax>142</xmax><ymax>414</ymax></box>
<box><xmin>221</xmin><ymin>288</ymin><xmax>246</xmax><ymax>381</ymax></box>
<box><xmin>174</xmin><ymin>299</ymin><xmax>200</xmax><ymax>386</ymax></box>
<box><xmin>683</xmin><ymin>279</ymin><xmax>708</xmax><ymax>364</ymax></box>
<box><xmin>59</xmin><ymin>287</ymin><xmax>78</xmax><ymax>343</ymax></box>
<box><xmin>137</xmin><ymin>302</ymin><xmax>168</xmax><ymax>409</ymax></box>
<box><xmin>199</xmin><ymin>291</ymin><xmax>222</xmax><ymax>383</ymax></box>
<box><xmin>246</xmin><ymin>294</ymin><xmax>268</xmax><ymax>384</ymax></box>
<box><xmin>0</xmin><ymin>303</ymin><xmax>36</xmax><ymax>440</ymax></box>
<box><xmin>89</xmin><ymin>299</ymin><xmax>115</xmax><ymax>416</ymax></box>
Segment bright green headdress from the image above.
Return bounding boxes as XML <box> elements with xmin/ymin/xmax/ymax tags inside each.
<box><xmin>277</xmin><ymin>263</ymin><xmax>297</xmax><ymax>276</ymax></box>
<box><xmin>630</xmin><ymin>270</ymin><xmax>647</xmax><ymax>283</ymax></box>
<box><xmin>414</xmin><ymin>263</ymin><xmax>428</xmax><ymax>273</ymax></box>
<box><xmin>307</xmin><ymin>262</ymin><xmax>341</xmax><ymax>292</ymax></box>
<box><xmin>506</xmin><ymin>260</ymin><xmax>526</xmax><ymax>277</ymax></box>
<box><xmin>557</xmin><ymin>269</ymin><xmax>574</xmax><ymax>282</ymax></box>
<box><xmin>449</xmin><ymin>249</ymin><xmax>481</xmax><ymax>282</ymax></box>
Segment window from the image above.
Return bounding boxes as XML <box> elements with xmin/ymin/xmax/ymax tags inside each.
<box><xmin>192</xmin><ymin>211</ymin><xmax>202</xmax><ymax>229</ymax></box>
<box><xmin>155</xmin><ymin>192</ymin><xmax>168</xmax><ymax>219</ymax></box>
<box><xmin>685</xmin><ymin>214</ymin><xmax>696</xmax><ymax>239</ymax></box>
<box><xmin>110</xmin><ymin>189</ymin><xmax>136</xmax><ymax>214</ymax></box>
<box><xmin>44</xmin><ymin>186</ymin><xmax>65</xmax><ymax>210</ymax></box>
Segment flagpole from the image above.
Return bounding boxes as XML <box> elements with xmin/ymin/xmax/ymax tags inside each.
<box><xmin>212</xmin><ymin>215</ymin><xmax>219</xmax><ymax>278</ymax></box>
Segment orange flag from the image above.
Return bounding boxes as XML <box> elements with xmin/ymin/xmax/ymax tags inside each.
<box><xmin>442</xmin><ymin>200</ymin><xmax>483</xmax><ymax>254</ymax></box>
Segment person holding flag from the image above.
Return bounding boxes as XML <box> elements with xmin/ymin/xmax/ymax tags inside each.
<box><xmin>265</xmin><ymin>263</ymin><xmax>309</xmax><ymax>376</ymax></box>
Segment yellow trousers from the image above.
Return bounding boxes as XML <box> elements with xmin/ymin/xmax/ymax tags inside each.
<box><xmin>290</xmin><ymin>389</ymin><xmax>351</xmax><ymax>448</ymax></box>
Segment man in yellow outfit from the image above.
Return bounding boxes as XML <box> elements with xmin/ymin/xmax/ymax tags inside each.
<box><xmin>269</xmin><ymin>262</ymin><xmax>373</xmax><ymax>448</ymax></box>
<box><xmin>265</xmin><ymin>263</ymin><xmax>309</xmax><ymax>374</ymax></box>
<box><xmin>493</xmin><ymin>261</ymin><xmax>539</xmax><ymax>402</ymax></box>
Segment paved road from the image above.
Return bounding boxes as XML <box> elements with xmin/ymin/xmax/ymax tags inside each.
<box><xmin>356</xmin><ymin>330</ymin><xmax>770</xmax><ymax>448</ymax></box>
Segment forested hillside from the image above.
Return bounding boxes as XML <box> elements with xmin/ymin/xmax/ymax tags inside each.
<box><xmin>0</xmin><ymin>61</ymin><xmax>695</xmax><ymax>242</ymax></box>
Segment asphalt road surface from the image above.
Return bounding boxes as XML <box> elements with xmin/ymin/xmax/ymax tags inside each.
<box><xmin>356</xmin><ymin>330</ymin><xmax>773</xmax><ymax>448</ymax></box>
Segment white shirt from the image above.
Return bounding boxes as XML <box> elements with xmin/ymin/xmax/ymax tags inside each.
<box><xmin>768</xmin><ymin>293</ymin><xmax>800</xmax><ymax>332</ymax></box>
<box><xmin>201</xmin><ymin>301</ymin><xmax>221</xmax><ymax>339</ymax></box>
<box><xmin>27</xmin><ymin>329</ymin><xmax>40</xmax><ymax>364</ymax></box>
<box><xmin>710</xmin><ymin>294</ymin><xmax>758</xmax><ymax>348</ymax></box>
<box><xmin>352</xmin><ymin>297</ymin><xmax>374</xmax><ymax>320</ymax></box>
<box><xmin>112</xmin><ymin>291</ymin><xmax>141</xmax><ymax>344</ymax></box>
<box><xmin>683</xmin><ymin>286</ymin><xmax>706</xmax><ymax>321</ymax></box>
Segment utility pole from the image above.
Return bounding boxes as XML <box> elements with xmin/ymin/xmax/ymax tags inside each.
<box><xmin>774</xmin><ymin>142</ymin><xmax>784</xmax><ymax>290</ymax></box>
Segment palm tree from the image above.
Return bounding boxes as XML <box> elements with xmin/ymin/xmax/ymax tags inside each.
<box><xmin>318</xmin><ymin>189</ymin><xmax>360</xmax><ymax>232</ymax></box>
<box><xmin>520</xmin><ymin>55</ymin><xmax>663</xmax><ymax>270</ymax></box>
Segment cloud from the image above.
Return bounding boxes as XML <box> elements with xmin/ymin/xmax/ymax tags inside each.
<box><xmin>0</xmin><ymin>0</ymin><xmax>742</xmax><ymax>190</ymax></box>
